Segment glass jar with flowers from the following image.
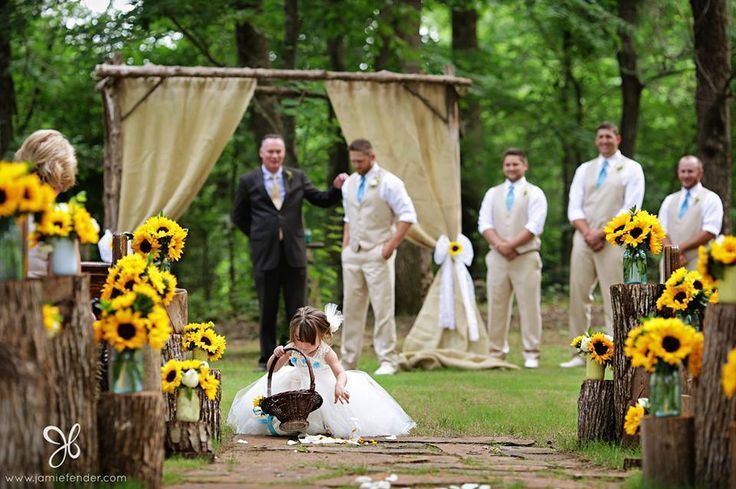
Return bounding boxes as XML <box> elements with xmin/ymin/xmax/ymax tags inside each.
<box><xmin>604</xmin><ymin>208</ymin><xmax>666</xmax><ymax>284</ymax></box>
<box><xmin>624</xmin><ymin>317</ymin><xmax>703</xmax><ymax>416</ymax></box>
<box><xmin>131</xmin><ymin>215</ymin><xmax>188</xmax><ymax>272</ymax></box>
<box><xmin>30</xmin><ymin>192</ymin><xmax>99</xmax><ymax>276</ymax></box>
<box><xmin>182</xmin><ymin>321</ymin><xmax>227</xmax><ymax>362</ymax></box>
<box><xmin>699</xmin><ymin>235</ymin><xmax>736</xmax><ymax>303</ymax></box>
<box><xmin>0</xmin><ymin>161</ymin><xmax>55</xmax><ymax>280</ymax></box>
<box><xmin>656</xmin><ymin>267</ymin><xmax>717</xmax><ymax>331</ymax></box>
<box><xmin>161</xmin><ymin>359</ymin><xmax>219</xmax><ymax>422</ymax></box>
<box><xmin>570</xmin><ymin>330</ymin><xmax>615</xmax><ymax>380</ymax></box>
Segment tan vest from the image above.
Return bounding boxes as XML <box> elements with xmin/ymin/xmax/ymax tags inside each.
<box><xmin>490</xmin><ymin>182</ymin><xmax>540</xmax><ymax>254</ymax></box>
<box><xmin>666</xmin><ymin>188</ymin><xmax>713</xmax><ymax>267</ymax></box>
<box><xmin>582</xmin><ymin>158</ymin><xmax>627</xmax><ymax>229</ymax></box>
<box><xmin>345</xmin><ymin>169</ymin><xmax>395</xmax><ymax>252</ymax></box>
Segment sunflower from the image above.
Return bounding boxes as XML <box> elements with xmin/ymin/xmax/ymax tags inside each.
<box><xmin>37</xmin><ymin>207</ymin><xmax>72</xmax><ymax>237</ymax></box>
<box><xmin>0</xmin><ymin>179</ymin><xmax>20</xmax><ymax>217</ymax></box>
<box><xmin>144</xmin><ymin>215</ymin><xmax>181</xmax><ymax>237</ymax></box>
<box><xmin>588</xmin><ymin>333</ymin><xmax>614</xmax><ymax>366</ymax></box>
<box><xmin>103</xmin><ymin>308</ymin><xmax>148</xmax><ymax>351</ymax></box>
<box><xmin>161</xmin><ymin>360</ymin><xmax>183</xmax><ymax>393</ymax></box>
<box><xmin>697</xmin><ymin>245</ymin><xmax>715</xmax><ymax>284</ymax></box>
<box><xmin>449</xmin><ymin>240</ymin><xmax>463</xmax><ymax>257</ymax></box>
<box><xmin>656</xmin><ymin>279</ymin><xmax>695</xmax><ymax>312</ymax></box>
<box><xmin>71</xmin><ymin>206</ymin><xmax>99</xmax><ymax>244</ymax></box>
<box><xmin>199</xmin><ymin>370</ymin><xmax>220</xmax><ymax>400</ymax></box>
<box><xmin>712</xmin><ymin>236</ymin><xmax>736</xmax><ymax>265</ymax></box>
<box><xmin>132</xmin><ymin>282</ymin><xmax>162</xmax><ymax>311</ymax></box>
<box><xmin>722</xmin><ymin>349</ymin><xmax>736</xmax><ymax>399</ymax></box>
<box><xmin>110</xmin><ymin>291</ymin><xmax>136</xmax><ymax>311</ymax></box>
<box><xmin>604</xmin><ymin>213</ymin><xmax>631</xmax><ymax>246</ymax></box>
<box><xmin>624</xmin><ymin>404</ymin><xmax>645</xmax><ymax>436</ymax></box>
<box><xmin>146</xmin><ymin>305</ymin><xmax>172</xmax><ymax>349</ymax></box>
<box><xmin>115</xmin><ymin>268</ymin><xmax>144</xmax><ymax>294</ymax></box>
<box><xmin>570</xmin><ymin>335</ymin><xmax>584</xmax><ymax>349</ymax></box>
<box><xmin>623</xmin><ymin>214</ymin><xmax>651</xmax><ymax>248</ymax></box>
<box><xmin>158</xmin><ymin>269</ymin><xmax>177</xmax><ymax>305</ymax></box>
<box><xmin>166</xmin><ymin>228</ymin><xmax>187</xmax><ymax>262</ymax></box>
<box><xmin>16</xmin><ymin>175</ymin><xmax>47</xmax><ymax>213</ymax></box>
<box><xmin>688</xmin><ymin>332</ymin><xmax>704</xmax><ymax>378</ymax></box>
<box><xmin>132</xmin><ymin>229</ymin><xmax>161</xmax><ymax>259</ymax></box>
<box><xmin>648</xmin><ymin>318</ymin><xmax>695</xmax><ymax>365</ymax></box>
<box><xmin>647</xmin><ymin>218</ymin><xmax>666</xmax><ymax>255</ymax></box>
<box><xmin>253</xmin><ymin>395</ymin><xmax>264</xmax><ymax>408</ymax></box>
<box><xmin>115</xmin><ymin>254</ymin><xmax>148</xmax><ymax>276</ymax></box>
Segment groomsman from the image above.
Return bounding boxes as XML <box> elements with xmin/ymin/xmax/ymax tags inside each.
<box><xmin>478</xmin><ymin>148</ymin><xmax>548</xmax><ymax>368</ymax></box>
<box><xmin>658</xmin><ymin>155</ymin><xmax>723</xmax><ymax>271</ymax></box>
<box><xmin>340</xmin><ymin>138</ymin><xmax>416</xmax><ymax>376</ymax></box>
<box><xmin>561</xmin><ymin>122</ymin><xmax>644</xmax><ymax>368</ymax></box>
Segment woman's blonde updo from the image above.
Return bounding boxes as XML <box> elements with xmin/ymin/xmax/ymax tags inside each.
<box><xmin>15</xmin><ymin>129</ymin><xmax>77</xmax><ymax>193</ymax></box>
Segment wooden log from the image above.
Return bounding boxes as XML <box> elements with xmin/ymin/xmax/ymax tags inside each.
<box><xmin>641</xmin><ymin>415</ymin><xmax>695</xmax><ymax>488</ymax></box>
<box><xmin>163</xmin><ymin>333</ymin><xmax>184</xmax><ymax>421</ymax></box>
<box><xmin>663</xmin><ymin>245</ymin><xmax>681</xmax><ymax>282</ymax></box>
<box><xmin>695</xmin><ymin>304</ymin><xmax>736</xmax><ymax>488</ymax></box>
<box><xmin>611</xmin><ymin>283</ymin><xmax>663</xmax><ymax>442</ymax></box>
<box><xmin>166</xmin><ymin>288</ymin><xmax>188</xmax><ymax>334</ymax></box>
<box><xmin>98</xmin><ymin>392</ymin><xmax>165</xmax><ymax>489</ymax></box>
<box><xmin>200</xmin><ymin>369</ymin><xmax>222</xmax><ymax>441</ymax></box>
<box><xmin>41</xmin><ymin>275</ymin><xmax>99</xmax><ymax>475</ymax></box>
<box><xmin>101</xmin><ymin>73</ymin><xmax>123</xmax><ymax>232</ymax></box>
<box><xmin>165</xmin><ymin>421</ymin><xmax>213</xmax><ymax>459</ymax></box>
<box><xmin>577</xmin><ymin>380</ymin><xmax>616</xmax><ymax>442</ymax></box>
<box><xmin>142</xmin><ymin>345</ymin><xmax>162</xmax><ymax>392</ymax></box>
<box><xmin>731</xmin><ymin>422</ymin><xmax>736</xmax><ymax>489</ymax></box>
<box><xmin>0</xmin><ymin>280</ymin><xmax>54</xmax><ymax>486</ymax></box>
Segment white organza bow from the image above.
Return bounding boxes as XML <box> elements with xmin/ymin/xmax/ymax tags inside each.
<box><xmin>433</xmin><ymin>234</ymin><xmax>479</xmax><ymax>342</ymax></box>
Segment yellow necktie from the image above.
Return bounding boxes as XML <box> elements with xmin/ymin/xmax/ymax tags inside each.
<box><xmin>270</xmin><ymin>175</ymin><xmax>282</xmax><ymax>210</ymax></box>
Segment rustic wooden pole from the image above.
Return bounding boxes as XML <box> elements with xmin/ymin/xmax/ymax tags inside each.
<box><xmin>165</xmin><ymin>421</ymin><xmax>213</xmax><ymax>459</ymax></box>
<box><xmin>98</xmin><ymin>392</ymin><xmax>165</xmax><ymax>489</ymax></box>
<box><xmin>101</xmin><ymin>75</ymin><xmax>123</xmax><ymax>232</ymax></box>
<box><xmin>695</xmin><ymin>303</ymin><xmax>736</xmax><ymax>488</ymax></box>
<box><xmin>41</xmin><ymin>275</ymin><xmax>99</xmax><ymax>475</ymax></box>
<box><xmin>611</xmin><ymin>283</ymin><xmax>663</xmax><ymax>442</ymax></box>
<box><xmin>166</xmin><ymin>288</ymin><xmax>188</xmax><ymax>334</ymax></box>
<box><xmin>641</xmin><ymin>416</ymin><xmax>695</xmax><ymax>487</ymax></box>
<box><xmin>577</xmin><ymin>380</ymin><xmax>616</xmax><ymax>442</ymax></box>
<box><xmin>662</xmin><ymin>245</ymin><xmax>681</xmax><ymax>282</ymax></box>
<box><xmin>0</xmin><ymin>280</ymin><xmax>55</xmax><ymax>486</ymax></box>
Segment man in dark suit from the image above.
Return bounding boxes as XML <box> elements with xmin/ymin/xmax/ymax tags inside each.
<box><xmin>233</xmin><ymin>134</ymin><xmax>347</xmax><ymax>369</ymax></box>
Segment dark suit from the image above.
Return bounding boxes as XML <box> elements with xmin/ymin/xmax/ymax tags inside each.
<box><xmin>233</xmin><ymin>166</ymin><xmax>341</xmax><ymax>364</ymax></box>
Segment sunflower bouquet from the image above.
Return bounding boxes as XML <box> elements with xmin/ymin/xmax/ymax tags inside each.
<box><xmin>100</xmin><ymin>254</ymin><xmax>177</xmax><ymax>306</ymax></box>
<box><xmin>131</xmin><ymin>215</ymin><xmax>188</xmax><ymax>270</ymax></box>
<box><xmin>604</xmin><ymin>207</ymin><xmax>666</xmax><ymax>284</ymax></box>
<box><xmin>624</xmin><ymin>398</ymin><xmax>650</xmax><ymax>436</ymax></box>
<box><xmin>698</xmin><ymin>235</ymin><xmax>736</xmax><ymax>303</ymax></box>
<box><xmin>656</xmin><ymin>267</ymin><xmax>717</xmax><ymax>330</ymax></box>
<box><xmin>570</xmin><ymin>329</ymin><xmax>614</xmax><ymax>379</ymax></box>
<box><xmin>624</xmin><ymin>317</ymin><xmax>703</xmax><ymax>416</ymax></box>
<box><xmin>161</xmin><ymin>359</ymin><xmax>220</xmax><ymax>422</ymax></box>
<box><xmin>30</xmin><ymin>192</ymin><xmax>99</xmax><ymax>246</ymax></box>
<box><xmin>182</xmin><ymin>321</ymin><xmax>227</xmax><ymax>362</ymax></box>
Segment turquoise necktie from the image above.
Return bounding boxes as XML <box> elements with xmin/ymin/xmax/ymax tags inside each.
<box><xmin>357</xmin><ymin>175</ymin><xmax>366</xmax><ymax>203</ymax></box>
<box><xmin>506</xmin><ymin>185</ymin><xmax>515</xmax><ymax>211</ymax></box>
<box><xmin>596</xmin><ymin>160</ymin><xmax>609</xmax><ymax>188</ymax></box>
<box><xmin>679</xmin><ymin>190</ymin><xmax>691</xmax><ymax>219</ymax></box>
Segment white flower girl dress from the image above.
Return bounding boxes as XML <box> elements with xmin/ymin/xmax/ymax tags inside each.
<box><xmin>227</xmin><ymin>343</ymin><xmax>416</xmax><ymax>438</ymax></box>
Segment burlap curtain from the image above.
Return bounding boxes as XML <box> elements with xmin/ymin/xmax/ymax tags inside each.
<box><xmin>117</xmin><ymin>77</ymin><xmax>256</xmax><ymax>231</ymax></box>
<box><xmin>326</xmin><ymin>80</ymin><xmax>512</xmax><ymax>369</ymax></box>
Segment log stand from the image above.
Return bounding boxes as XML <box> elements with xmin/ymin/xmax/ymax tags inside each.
<box><xmin>577</xmin><ymin>379</ymin><xmax>616</xmax><ymax>442</ymax></box>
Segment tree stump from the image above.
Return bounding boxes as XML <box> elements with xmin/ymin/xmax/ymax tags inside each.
<box><xmin>166</xmin><ymin>288</ymin><xmax>188</xmax><ymax>334</ymax></box>
<box><xmin>641</xmin><ymin>415</ymin><xmax>694</xmax><ymax>488</ymax></box>
<box><xmin>731</xmin><ymin>422</ymin><xmax>736</xmax><ymax>489</ymax></box>
<box><xmin>41</xmin><ymin>275</ymin><xmax>99</xmax><ymax>475</ymax></box>
<box><xmin>695</xmin><ymin>304</ymin><xmax>736</xmax><ymax>488</ymax></box>
<box><xmin>163</xmin><ymin>332</ymin><xmax>185</xmax><ymax>363</ymax></box>
<box><xmin>611</xmin><ymin>283</ymin><xmax>663</xmax><ymax>442</ymax></box>
<box><xmin>166</xmin><ymin>369</ymin><xmax>221</xmax><ymax>441</ymax></box>
<box><xmin>577</xmin><ymin>380</ymin><xmax>616</xmax><ymax>442</ymax></box>
<box><xmin>142</xmin><ymin>345</ymin><xmax>162</xmax><ymax>392</ymax></box>
<box><xmin>165</xmin><ymin>421</ymin><xmax>213</xmax><ymax>459</ymax></box>
<box><xmin>0</xmin><ymin>280</ymin><xmax>55</xmax><ymax>486</ymax></box>
<box><xmin>98</xmin><ymin>392</ymin><xmax>165</xmax><ymax>489</ymax></box>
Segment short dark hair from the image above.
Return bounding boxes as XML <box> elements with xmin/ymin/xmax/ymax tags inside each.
<box><xmin>260</xmin><ymin>133</ymin><xmax>284</xmax><ymax>146</ymax></box>
<box><xmin>596</xmin><ymin>122</ymin><xmax>619</xmax><ymax>136</ymax></box>
<box><xmin>502</xmin><ymin>148</ymin><xmax>528</xmax><ymax>164</ymax></box>
<box><xmin>289</xmin><ymin>306</ymin><xmax>332</xmax><ymax>344</ymax></box>
<box><xmin>348</xmin><ymin>138</ymin><xmax>373</xmax><ymax>154</ymax></box>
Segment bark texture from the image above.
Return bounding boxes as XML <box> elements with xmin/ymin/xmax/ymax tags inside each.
<box><xmin>164</xmin><ymin>421</ymin><xmax>213</xmax><ymax>459</ymax></box>
<box><xmin>577</xmin><ymin>379</ymin><xmax>616</xmax><ymax>442</ymax></box>
<box><xmin>641</xmin><ymin>416</ymin><xmax>695</xmax><ymax>488</ymax></box>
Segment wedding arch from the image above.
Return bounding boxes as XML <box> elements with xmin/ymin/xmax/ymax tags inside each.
<box><xmin>94</xmin><ymin>62</ymin><xmax>509</xmax><ymax>370</ymax></box>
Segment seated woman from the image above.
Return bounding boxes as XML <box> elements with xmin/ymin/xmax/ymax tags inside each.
<box><xmin>15</xmin><ymin>129</ymin><xmax>78</xmax><ymax>277</ymax></box>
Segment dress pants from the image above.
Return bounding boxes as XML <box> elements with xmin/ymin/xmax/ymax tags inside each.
<box><xmin>568</xmin><ymin>230</ymin><xmax>623</xmax><ymax>343</ymax></box>
<box><xmin>254</xmin><ymin>242</ymin><xmax>307</xmax><ymax>365</ymax></box>
<box><xmin>486</xmin><ymin>250</ymin><xmax>543</xmax><ymax>361</ymax></box>
<box><xmin>340</xmin><ymin>245</ymin><xmax>398</xmax><ymax>369</ymax></box>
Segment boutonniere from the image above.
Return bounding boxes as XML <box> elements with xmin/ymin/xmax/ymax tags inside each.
<box><xmin>285</xmin><ymin>169</ymin><xmax>293</xmax><ymax>180</ymax></box>
<box><xmin>695</xmin><ymin>197</ymin><xmax>700</xmax><ymax>205</ymax></box>
<box><xmin>369</xmin><ymin>177</ymin><xmax>379</xmax><ymax>187</ymax></box>
<box><xmin>523</xmin><ymin>188</ymin><xmax>528</xmax><ymax>197</ymax></box>
<box><xmin>616</xmin><ymin>165</ymin><xmax>624</xmax><ymax>172</ymax></box>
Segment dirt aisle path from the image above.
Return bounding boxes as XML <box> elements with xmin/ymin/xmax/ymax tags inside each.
<box><xmin>168</xmin><ymin>435</ymin><xmax>629</xmax><ymax>488</ymax></box>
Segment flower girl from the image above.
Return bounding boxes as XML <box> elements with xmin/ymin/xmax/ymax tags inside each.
<box><xmin>227</xmin><ymin>304</ymin><xmax>415</xmax><ymax>438</ymax></box>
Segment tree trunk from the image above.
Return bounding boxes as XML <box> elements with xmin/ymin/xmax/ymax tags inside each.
<box><xmin>611</xmin><ymin>283</ymin><xmax>662</xmax><ymax>441</ymax></box>
<box><xmin>0</xmin><ymin>0</ymin><xmax>14</xmax><ymax>158</ymax></box>
<box><xmin>616</xmin><ymin>0</ymin><xmax>644</xmax><ymax>158</ymax></box>
<box><xmin>41</xmin><ymin>276</ymin><xmax>99</xmax><ymax>475</ymax></box>
<box><xmin>577</xmin><ymin>379</ymin><xmax>616</xmax><ymax>442</ymax></box>
<box><xmin>282</xmin><ymin>0</ymin><xmax>299</xmax><ymax>166</ymax></box>
<box><xmin>641</xmin><ymin>416</ymin><xmax>695</xmax><ymax>487</ymax></box>
<box><xmin>690</xmin><ymin>0</ymin><xmax>732</xmax><ymax>234</ymax></box>
<box><xmin>165</xmin><ymin>421</ymin><xmax>213</xmax><ymax>459</ymax></box>
<box><xmin>199</xmin><ymin>369</ymin><xmax>222</xmax><ymax>441</ymax></box>
<box><xmin>695</xmin><ymin>304</ymin><xmax>736</xmax><ymax>488</ymax></box>
<box><xmin>0</xmin><ymin>280</ymin><xmax>55</xmax><ymax>485</ymax></box>
<box><xmin>98</xmin><ymin>392</ymin><xmax>165</xmax><ymax>489</ymax></box>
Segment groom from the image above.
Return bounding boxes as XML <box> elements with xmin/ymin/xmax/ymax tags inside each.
<box><xmin>233</xmin><ymin>134</ymin><xmax>347</xmax><ymax>369</ymax></box>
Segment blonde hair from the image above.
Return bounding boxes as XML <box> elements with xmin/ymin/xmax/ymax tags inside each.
<box><xmin>15</xmin><ymin>129</ymin><xmax>77</xmax><ymax>192</ymax></box>
<box><xmin>289</xmin><ymin>306</ymin><xmax>332</xmax><ymax>344</ymax></box>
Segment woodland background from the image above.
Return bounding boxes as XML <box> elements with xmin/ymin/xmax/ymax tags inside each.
<box><xmin>1</xmin><ymin>0</ymin><xmax>733</xmax><ymax>324</ymax></box>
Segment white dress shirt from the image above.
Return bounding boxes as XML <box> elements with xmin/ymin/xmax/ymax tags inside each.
<box><xmin>567</xmin><ymin>150</ymin><xmax>645</xmax><ymax>222</ymax></box>
<box><xmin>342</xmin><ymin>163</ymin><xmax>417</xmax><ymax>224</ymax></box>
<box><xmin>261</xmin><ymin>165</ymin><xmax>285</xmax><ymax>203</ymax></box>
<box><xmin>658</xmin><ymin>182</ymin><xmax>723</xmax><ymax>235</ymax></box>
<box><xmin>477</xmin><ymin>177</ymin><xmax>548</xmax><ymax>236</ymax></box>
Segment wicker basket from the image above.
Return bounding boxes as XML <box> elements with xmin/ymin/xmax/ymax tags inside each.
<box><xmin>260</xmin><ymin>347</ymin><xmax>323</xmax><ymax>433</ymax></box>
